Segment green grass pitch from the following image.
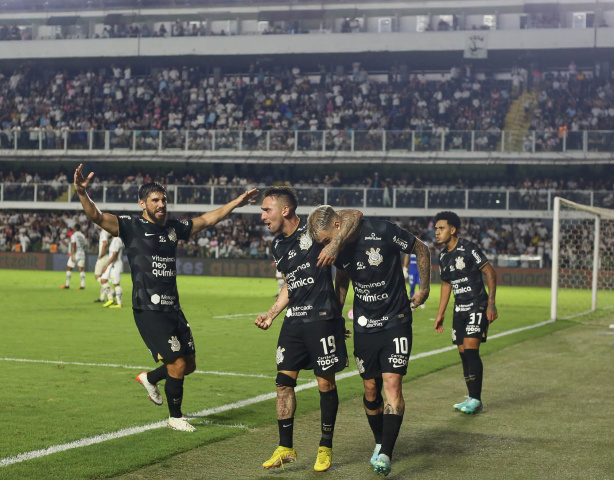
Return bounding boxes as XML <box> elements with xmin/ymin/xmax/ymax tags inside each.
<box><xmin>0</xmin><ymin>269</ymin><xmax>609</xmax><ymax>479</ymax></box>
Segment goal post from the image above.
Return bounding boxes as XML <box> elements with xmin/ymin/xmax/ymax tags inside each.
<box><xmin>551</xmin><ymin>196</ymin><xmax>614</xmax><ymax>320</ymax></box>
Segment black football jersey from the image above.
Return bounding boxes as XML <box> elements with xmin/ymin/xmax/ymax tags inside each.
<box><xmin>438</xmin><ymin>237</ymin><xmax>489</xmax><ymax>306</ymax></box>
<box><xmin>118</xmin><ymin>215</ymin><xmax>193</xmax><ymax>312</ymax></box>
<box><xmin>273</xmin><ymin>220</ymin><xmax>341</xmax><ymax>324</ymax></box>
<box><xmin>335</xmin><ymin>219</ymin><xmax>417</xmax><ymax>334</ymax></box>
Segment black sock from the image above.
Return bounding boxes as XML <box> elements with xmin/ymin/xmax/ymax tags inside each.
<box><xmin>278</xmin><ymin>418</ymin><xmax>294</xmax><ymax>448</ymax></box>
<box><xmin>165</xmin><ymin>376</ymin><xmax>184</xmax><ymax>418</ymax></box>
<box><xmin>379</xmin><ymin>414</ymin><xmax>403</xmax><ymax>459</ymax></box>
<box><xmin>464</xmin><ymin>348</ymin><xmax>483</xmax><ymax>401</ymax></box>
<box><xmin>147</xmin><ymin>364</ymin><xmax>168</xmax><ymax>385</ymax></box>
<box><xmin>459</xmin><ymin>351</ymin><xmax>470</xmax><ymax>394</ymax></box>
<box><xmin>319</xmin><ymin>388</ymin><xmax>339</xmax><ymax>448</ymax></box>
<box><xmin>366</xmin><ymin>411</ymin><xmax>384</xmax><ymax>444</ymax></box>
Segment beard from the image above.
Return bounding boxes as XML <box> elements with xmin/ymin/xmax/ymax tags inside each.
<box><xmin>146</xmin><ymin>205</ymin><xmax>167</xmax><ymax>225</ymax></box>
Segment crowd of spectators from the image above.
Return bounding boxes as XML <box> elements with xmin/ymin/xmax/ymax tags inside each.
<box><xmin>2</xmin><ymin>168</ymin><xmax>613</xmax><ymax>210</ymax></box>
<box><xmin>0</xmin><ymin>62</ymin><xmax>513</xmax><ymax>152</ymax></box>
<box><xmin>0</xmin><ymin>208</ymin><xmax>553</xmax><ymax>268</ymax></box>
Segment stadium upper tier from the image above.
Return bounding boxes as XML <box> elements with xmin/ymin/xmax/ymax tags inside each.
<box><xmin>2</xmin><ymin>64</ymin><xmax>614</xmax><ymax>163</ymax></box>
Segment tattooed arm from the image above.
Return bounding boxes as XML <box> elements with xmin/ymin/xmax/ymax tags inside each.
<box><xmin>481</xmin><ymin>262</ymin><xmax>498</xmax><ymax>323</ymax></box>
<box><xmin>255</xmin><ymin>276</ymin><xmax>290</xmax><ymax>330</ymax></box>
<box><xmin>335</xmin><ymin>268</ymin><xmax>351</xmax><ymax>308</ymax></box>
<box><xmin>409</xmin><ymin>238</ymin><xmax>431</xmax><ymax>308</ymax></box>
<box><xmin>317</xmin><ymin>209</ymin><xmax>363</xmax><ymax>267</ymax></box>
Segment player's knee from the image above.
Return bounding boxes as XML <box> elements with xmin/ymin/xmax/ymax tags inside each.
<box><xmin>276</xmin><ymin>372</ymin><xmax>297</xmax><ymax>388</ymax></box>
<box><xmin>363</xmin><ymin>393</ymin><xmax>383</xmax><ymax>411</ymax></box>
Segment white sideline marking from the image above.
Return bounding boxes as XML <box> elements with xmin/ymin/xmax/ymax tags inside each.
<box><xmin>213</xmin><ymin>312</ymin><xmax>265</xmax><ymax>318</ymax></box>
<box><xmin>0</xmin><ymin>358</ymin><xmax>279</xmax><ymax>380</ymax></box>
<box><xmin>0</xmin><ymin>318</ymin><xmax>557</xmax><ymax>468</ymax></box>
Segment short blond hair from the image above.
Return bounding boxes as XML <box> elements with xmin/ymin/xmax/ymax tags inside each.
<box><xmin>307</xmin><ymin>205</ymin><xmax>338</xmax><ymax>240</ymax></box>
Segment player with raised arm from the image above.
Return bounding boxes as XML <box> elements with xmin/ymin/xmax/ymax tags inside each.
<box><xmin>308</xmin><ymin>205</ymin><xmax>431</xmax><ymax>477</ymax></box>
<box><xmin>434</xmin><ymin>211</ymin><xmax>498</xmax><ymax>414</ymax></box>
<box><xmin>101</xmin><ymin>235</ymin><xmax>125</xmax><ymax>308</ymax></box>
<box><xmin>94</xmin><ymin>225</ymin><xmax>110</xmax><ymax>302</ymax></box>
<box><xmin>61</xmin><ymin>224</ymin><xmax>88</xmax><ymax>290</ymax></box>
<box><xmin>256</xmin><ymin>186</ymin><xmax>362</xmax><ymax>472</ymax></box>
<box><xmin>74</xmin><ymin>163</ymin><xmax>258</xmax><ymax>432</ymax></box>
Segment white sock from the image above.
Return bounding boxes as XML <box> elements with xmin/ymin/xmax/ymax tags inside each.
<box><xmin>114</xmin><ymin>285</ymin><xmax>123</xmax><ymax>306</ymax></box>
<box><xmin>80</xmin><ymin>271</ymin><xmax>86</xmax><ymax>288</ymax></box>
<box><xmin>104</xmin><ymin>283</ymin><xmax>114</xmax><ymax>302</ymax></box>
<box><xmin>66</xmin><ymin>271</ymin><xmax>72</xmax><ymax>286</ymax></box>
<box><xmin>98</xmin><ymin>279</ymin><xmax>105</xmax><ymax>301</ymax></box>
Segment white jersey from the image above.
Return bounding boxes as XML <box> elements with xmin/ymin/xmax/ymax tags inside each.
<box><xmin>108</xmin><ymin>237</ymin><xmax>125</xmax><ymax>269</ymax></box>
<box><xmin>71</xmin><ymin>231</ymin><xmax>87</xmax><ymax>257</ymax></box>
<box><xmin>98</xmin><ymin>230</ymin><xmax>110</xmax><ymax>257</ymax></box>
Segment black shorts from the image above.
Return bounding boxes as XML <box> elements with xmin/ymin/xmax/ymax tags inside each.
<box><xmin>133</xmin><ymin>309</ymin><xmax>196</xmax><ymax>362</ymax></box>
<box><xmin>353</xmin><ymin>323</ymin><xmax>413</xmax><ymax>379</ymax></box>
<box><xmin>452</xmin><ymin>302</ymin><xmax>489</xmax><ymax>345</ymax></box>
<box><xmin>276</xmin><ymin>319</ymin><xmax>348</xmax><ymax>376</ymax></box>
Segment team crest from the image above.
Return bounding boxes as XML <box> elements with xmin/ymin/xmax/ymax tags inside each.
<box><xmin>299</xmin><ymin>233</ymin><xmax>312</xmax><ymax>250</ymax></box>
<box><xmin>167</xmin><ymin>227</ymin><xmax>177</xmax><ymax>243</ymax></box>
<box><xmin>355</xmin><ymin>357</ymin><xmax>365</xmax><ymax>374</ymax></box>
<box><xmin>276</xmin><ymin>346</ymin><xmax>286</xmax><ymax>365</ymax></box>
<box><xmin>168</xmin><ymin>336</ymin><xmax>181</xmax><ymax>352</ymax></box>
<box><xmin>367</xmin><ymin>247</ymin><xmax>383</xmax><ymax>266</ymax></box>
<box><xmin>455</xmin><ymin>256</ymin><xmax>465</xmax><ymax>270</ymax></box>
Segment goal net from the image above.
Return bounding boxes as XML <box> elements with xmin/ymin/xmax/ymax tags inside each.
<box><xmin>551</xmin><ymin>197</ymin><xmax>614</xmax><ymax>320</ymax></box>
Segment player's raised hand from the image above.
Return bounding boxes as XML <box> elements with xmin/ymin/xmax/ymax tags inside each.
<box><xmin>255</xmin><ymin>313</ymin><xmax>273</xmax><ymax>330</ymax></box>
<box><xmin>236</xmin><ymin>188</ymin><xmax>260</xmax><ymax>207</ymax></box>
<box><xmin>74</xmin><ymin>164</ymin><xmax>94</xmax><ymax>195</ymax></box>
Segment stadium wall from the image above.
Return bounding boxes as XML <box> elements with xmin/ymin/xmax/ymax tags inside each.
<box><xmin>0</xmin><ymin>252</ymin><xmax>551</xmax><ymax>287</ymax></box>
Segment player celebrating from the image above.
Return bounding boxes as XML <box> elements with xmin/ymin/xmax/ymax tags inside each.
<box><xmin>101</xmin><ymin>235</ymin><xmax>125</xmax><ymax>308</ymax></box>
<box><xmin>434</xmin><ymin>211</ymin><xmax>498</xmax><ymax>414</ymax></box>
<box><xmin>74</xmin><ymin>163</ymin><xmax>258</xmax><ymax>432</ymax></box>
<box><xmin>256</xmin><ymin>186</ymin><xmax>362</xmax><ymax>472</ymax></box>
<box><xmin>307</xmin><ymin>205</ymin><xmax>430</xmax><ymax>477</ymax></box>
<box><xmin>61</xmin><ymin>224</ymin><xmax>87</xmax><ymax>290</ymax></box>
<box><xmin>94</xmin><ymin>225</ymin><xmax>110</xmax><ymax>302</ymax></box>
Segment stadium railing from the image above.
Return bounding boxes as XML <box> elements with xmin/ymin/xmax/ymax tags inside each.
<box><xmin>2</xmin><ymin>184</ymin><xmax>611</xmax><ymax>212</ymax></box>
<box><xmin>0</xmin><ymin>129</ymin><xmax>610</xmax><ymax>155</ymax></box>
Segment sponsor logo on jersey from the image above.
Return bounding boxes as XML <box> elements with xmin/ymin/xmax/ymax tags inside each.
<box><xmin>454</xmin><ymin>285</ymin><xmax>473</xmax><ymax>294</ymax></box>
<box><xmin>168</xmin><ymin>336</ymin><xmax>181</xmax><ymax>352</ymax></box>
<box><xmin>138</xmin><ymin>218</ymin><xmax>148</xmax><ymax>223</ymax></box>
<box><xmin>355</xmin><ymin>292</ymin><xmax>389</xmax><ymax>303</ymax></box>
<box><xmin>455</xmin><ymin>302</ymin><xmax>474</xmax><ymax>312</ymax></box>
<box><xmin>342</xmin><ymin>262</ymin><xmax>351</xmax><ymax>269</ymax></box>
<box><xmin>356</xmin><ymin>315</ymin><xmax>386</xmax><ymax>328</ymax></box>
<box><xmin>357</xmin><ymin>261</ymin><xmax>366</xmax><ymax>270</ymax></box>
<box><xmin>145</xmin><ymin>233</ymin><xmax>156</xmax><ymax>236</ymax></box>
<box><xmin>288</xmin><ymin>249</ymin><xmax>296</xmax><ymax>259</ymax></box>
<box><xmin>286</xmin><ymin>305</ymin><xmax>312</xmax><ymax>317</ymax></box>
<box><xmin>466</xmin><ymin>325</ymin><xmax>481</xmax><ymax>334</ymax></box>
<box><xmin>299</xmin><ymin>232</ymin><xmax>312</xmax><ymax>250</ymax></box>
<box><xmin>276</xmin><ymin>346</ymin><xmax>285</xmax><ymax>364</ymax></box>
<box><xmin>119</xmin><ymin>215</ymin><xmax>131</xmax><ymax>219</ymax></box>
<box><xmin>287</xmin><ymin>276</ymin><xmax>315</xmax><ymax>291</ymax></box>
<box><xmin>286</xmin><ymin>262</ymin><xmax>310</xmax><ymax>281</ymax></box>
<box><xmin>455</xmin><ymin>257</ymin><xmax>465</xmax><ymax>270</ymax></box>
<box><xmin>393</xmin><ymin>235</ymin><xmax>408</xmax><ymax>250</ymax></box>
<box><xmin>457</xmin><ymin>246</ymin><xmax>465</xmax><ymax>252</ymax></box>
<box><xmin>367</xmin><ymin>247</ymin><xmax>383</xmax><ymax>266</ymax></box>
<box><xmin>364</xmin><ymin>232</ymin><xmax>382</xmax><ymax>241</ymax></box>
<box><xmin>181</xmin><ymin>220</ymin><xmax>189</xmax><ymax>226</ymax></box>
<box><xmin>472</xmin><ymin>249</ymin><xmax>482</xmax><ymax>263</ymax></box>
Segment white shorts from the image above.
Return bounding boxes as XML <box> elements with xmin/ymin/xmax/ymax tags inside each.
<box><xmin>67</xmin><ymin>253</ymin><xmax>85</xmax><ymax>269</ymax></box>
<box><xmin>102</xmin><ymin>262</ymin><xmax>123</xmax><ymax>285</ymax></box>
<box><xmin>94</xmin><ymin>255</ymin><xmax>110</xmax><ymax>276</ymax></box>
